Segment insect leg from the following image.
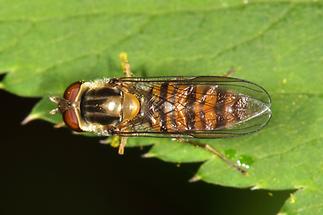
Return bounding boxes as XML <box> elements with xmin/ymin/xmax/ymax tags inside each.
<box><xmin>176</xmin><ymin>138</ymin><xmax>247</xmax><ymax>174</ymax></box>
<box><xmin>118</xmin><ymin>137</ymin><xmax>128</xmax><ymax>155</ymax></box>
<box><xmin>119</xmin><ymin>52</ymin><xmax>133</xmax><ymax>77</ymax></box>
<box><xmin>100</xmin><ymin>136</ymin><xmax>128</xmax><ymax>154</ymax></box>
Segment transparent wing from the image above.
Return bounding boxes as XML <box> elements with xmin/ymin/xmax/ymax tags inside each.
<box><xmin>117</xmin><ymin>76</ymin><xmax>271</xmax><ymax>138</ymax></box>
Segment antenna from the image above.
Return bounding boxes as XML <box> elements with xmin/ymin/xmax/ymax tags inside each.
<box><xmin>48</xmin><ymin>96</ymin><xmax>72</xmax><ymax>113</ymax></box>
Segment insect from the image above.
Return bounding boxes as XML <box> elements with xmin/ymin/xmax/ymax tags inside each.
<box><xmin>50</xmin><ymin>53</ymin><xmax>272</xmax><ymax>174</ymax></box>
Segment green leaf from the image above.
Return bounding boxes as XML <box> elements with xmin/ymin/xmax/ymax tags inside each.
<box><xmin>1</xmin><ymin>1</ymin><xmax>323</xmax><ymax>214</ymax></box>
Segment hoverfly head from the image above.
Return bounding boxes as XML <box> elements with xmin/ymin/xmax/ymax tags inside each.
<box><xmin>48</xmin><ymin>81</ymin><xmax>83</xmax><ymax>132</ymax></box>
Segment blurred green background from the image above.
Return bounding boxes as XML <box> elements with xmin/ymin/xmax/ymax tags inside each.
<box><xmin>1</xmin><ymin>0</ymin><xmax>322</xmax><ymax>214</ymax></box>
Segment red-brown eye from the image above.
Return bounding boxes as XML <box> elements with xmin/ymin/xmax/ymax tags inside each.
<box><xmin>64</xmin><ymin>81</ymin><xmax>82</xmax><ymax>102</ymax></box>
<box><xmin>63</xmin><ymin>109</ymin><xmax>82</xmax><ymax>132</ymax></box>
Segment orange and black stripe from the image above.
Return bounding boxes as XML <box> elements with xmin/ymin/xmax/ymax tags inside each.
<box><xmin>203</xmin><ymin>87</ymin><xmax>217</xmax><ymax>130</ymax></box>
<box><xmin>194</xmin><ymin>85</ymin><xmax>207</xmax><ymax>130</ymax></box>
<box><xmin>174</xmin><ymin>85</ymin><xmax>188</xmax><ymax>131</ymax></box>
<box><xmin>186</xmin><ymin>85</ymin><xmax>196</xmax><ymax>130</ymax></box>
<box><xmin>215</xmin><ymin>89</ymin><xmax>226</xmax><ymax>129</ymax></box>
<box><xmin>147</xmin><ymin>83</ymin><xmax>243</xmax><ymax>133</ymax></box>
<box><xmin>166</xmin><ymin>83</ymin><xmax>177</xmax><ymax>131</ymax></box>
<box><xmin>159</xmin><ymin>82</ymin><xmax>168</xmax><ymax>132</ymax></box>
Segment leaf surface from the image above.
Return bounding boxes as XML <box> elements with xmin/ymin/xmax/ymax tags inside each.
<box><xmin>1</xmin><ymin>1</ymin><xmax>323</xmax><ymax>214</ymax></box>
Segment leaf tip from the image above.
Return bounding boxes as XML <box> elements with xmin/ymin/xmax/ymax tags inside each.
<box><xmin>188</xmin><ymin>175</ymin><xmax>202</xmax><ymax>183</ymax></box>
<box><xmin>289</xmin><ymin>193</ymin><xmax>296</xmax><ymax>204</ymax></box>
<box><xmin>142</xmin><ymin>152</ymin><xmax>156</xmax><ymax>158</ymax></box>
<box><xmin>0</xmin><ymin>82</ymin><xmax>4</xmax><ymax>90</ymax></box>
<box><xmin>54</xmin><ymin>122</ymin><xmax>65</xmax><ymax>128</ymax></box>
<box><xmin>250</xmin><ymin>185</ymin><xmax>261</xmax><ymax>190</ymax></box>
<box><xmin>21</xmin><ymin>114</ymin><xmax>40</xmax><ymax>125</ymax></box>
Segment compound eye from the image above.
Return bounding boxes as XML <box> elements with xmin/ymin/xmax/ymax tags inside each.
<box><xmin>63</xmin><ymin>109</ymin><xmax>82</xmax><ymax>132</ymax></box>
<box><xmin>64</xmin><ymin>81</ymin><xmax>82</xmax><ymax>102</ymax></box>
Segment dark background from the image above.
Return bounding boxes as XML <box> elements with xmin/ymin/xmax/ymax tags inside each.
<box><xmin>0</xmin><ymin>89</ymin><xmax>292</xmax><ymax>215</ymax></box>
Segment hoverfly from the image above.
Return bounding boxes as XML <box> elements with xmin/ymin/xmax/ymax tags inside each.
<box><xmin>50</xmin><ymin>53</ymin><xmax>271</xmax><ymax>174</ymax></box>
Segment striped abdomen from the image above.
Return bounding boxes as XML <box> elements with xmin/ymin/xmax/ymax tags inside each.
<box><xmin>147</xmin><ymin>83</ymin><xmax>247</xmax><ymax>133</ymax></box>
